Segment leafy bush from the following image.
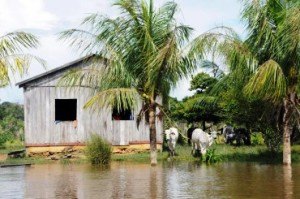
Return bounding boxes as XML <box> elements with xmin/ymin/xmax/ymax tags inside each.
<box><xmin>262</xmin><ymin>128</ymin><xmax>282</xmax><ymax>152</ymax></box>
<box><xmin>86</xmin><ymin>134</ymin><xmax>112</xmax><ymax>165</ymax></box>
<box><xmin>3</xmin><ymin>139</ymin><xmax>24</xmax><ymax>149</ymax></box>
<box><xmin>0</xmin><ymin>102</ymin><xmax>24</xmax><ymax>147</ymax></box>
<box><xmin>202</xmin><ymin>148</ymin><xmax>222</xmax><ymax>163</ymax></box>
<box><xmin>251</xmin><ymin>132</ymin><xmax>264</xmax><ymax>145</ymax></box>
<box><xmin>0</xmin><ymin>131</ymin><xmax>14</xmax><ymax>147</ymax></box>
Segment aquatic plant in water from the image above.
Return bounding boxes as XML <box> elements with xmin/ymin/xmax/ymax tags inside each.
<box><xmin>202</xmin><ymin>148</ymin><xmax>222</xmax><ymax>164</ymax></box>
<box><xmin>86</xmin><ymin>134</ymin><xmax>112</xmax><ymax>165</ymax></box>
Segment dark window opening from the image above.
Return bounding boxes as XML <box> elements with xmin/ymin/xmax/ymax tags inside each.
<box><xmin>112</xmin><ymin>108</ymin><xmax>134</xmax><ymax>120</ymax></box>
<box><xmin>55</xmin><ymin>99</ymin><xmax>77</xmax><ymax>121</ymax></box>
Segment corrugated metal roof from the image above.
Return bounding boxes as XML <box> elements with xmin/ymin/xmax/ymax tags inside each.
<box><xmin>16</xmin><ymin>54</ymin><xmax>96</xmax><ymax>87</ymax></box>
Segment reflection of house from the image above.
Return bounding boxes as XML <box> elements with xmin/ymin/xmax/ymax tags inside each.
<box><xmin>17</xmin><ymin>55</ymin><xmax>163</xmax><ymax>153</ymax></box>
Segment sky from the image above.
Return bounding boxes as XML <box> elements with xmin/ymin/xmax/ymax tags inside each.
<box><xmin>0</xmin><ymin>0</ymin><xmax>245</xmax><ymax>104</ymax></box>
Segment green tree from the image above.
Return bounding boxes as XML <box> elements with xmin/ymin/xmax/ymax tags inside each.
<box><xmin>0</xmin><ymin>102</ymin><xmax>24</xmax><ymax>146</ymax></box>
<box><xmin>169</xmin><ymin>72</ymin><xmax>222</xmax><ymax>128</ymax></box>
<box><xmin>190</xmin><ymin>72</ymin><xmax>218</xmax><ymax>93</ymax></box>
<box><xmin>191</xmin><ymin>0</ymin><xmax>300</xmax><ymax>165</ymax></box>
<box><xmin>60</xmin><ymin>0</ymin><xmax>200</xmax><ymax>165</ymax></box>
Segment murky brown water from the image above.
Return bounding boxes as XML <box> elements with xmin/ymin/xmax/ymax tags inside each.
<box><xmin>0</xmin><ymin>162</ymin><xmax>300</xmax><ymax>199</ymax></box>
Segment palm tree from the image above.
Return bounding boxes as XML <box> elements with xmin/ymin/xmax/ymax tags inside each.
<box><xmin>0</xmin><ymin>32</ymin><xmax>44</xmax><ymax>87</ymax></box>
<box><xmin>60</xmin><ymin>0</ymin><xmax>199</xmax><ymax>165</ymax></box>
<box><xmin>191</xmin><ymin>0</ymin><xmax>300</xmax><ymax>165</ymax></box>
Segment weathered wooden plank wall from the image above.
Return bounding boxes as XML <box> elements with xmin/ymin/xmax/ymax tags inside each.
<box><xmin>23</xmin><ymin>61</ymin><xmax>163</xmax><ymax>146</ymax></box>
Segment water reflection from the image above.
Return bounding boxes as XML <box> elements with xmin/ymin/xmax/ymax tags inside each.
<box><xmin>54</xmin><ymin>167</ymin><xmax>77</xmax><ymax>198</ymax></box>
<box><xmin>283</xmin><ymin>165</ymin><xmax>293</xmax><ymax>199</ymax></box>
<box><xmin>150</xmin><ymin>167</ymin><xmax>158</xmax><ymax>199</ymax></box>
<box><xmin>0</xmin><ymin>162</ymin><xmax>300</xmax><ymax>198</ymax></box>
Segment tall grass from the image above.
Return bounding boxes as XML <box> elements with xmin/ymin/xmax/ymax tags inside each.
<box><xmin>3</xmin><ymin>140</ymin><xmax>24</xmax><ymax>150</ymax></box>
<box><xmin>86</xmin><ymin>134</ymin><xmax>112</xmax><ymax>165</ymax></box>
<box><xmin>202</xmin><ymin>148</ymin><xmax>222</xmax><ymax>163</ymax></box>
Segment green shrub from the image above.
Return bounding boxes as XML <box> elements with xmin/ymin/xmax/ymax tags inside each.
<box><xmin>262</xmin><ymin>128</ymin><xmax>281</xmax><ymax>152</ymax></box>
<box><xmin>86</xmin><ymin>134</ymin><xmax>112</xmax><ymax>165</ymax></box>
<box><xmin>0</xmin><ymin>132</ymin><xmax>14</xmax><ymax>147</ymax></box>
<box><xmin>3</xmin><ymin>139</ymin><xmax>24</xmax><ymax>149</ymax></box>
<box><xmin>202</xmin><ymin>148</ymin><xmax>222</xmax><ymax>163</ymax></box>
<box><xmin>251</xmin><ymin>132</ymin><xmax>264</xmax><ymax>145</ymax></box>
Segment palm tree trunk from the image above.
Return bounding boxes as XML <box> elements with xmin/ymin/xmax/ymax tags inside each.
<box><xmin>282</xmin><ymin>92</ymin><xmax>295</xmax><ymax>166</ymax></box>
<box><xmin>149</xmin><ymin>102</ymin><xmax>157</xmax><ymax>166</ymax></box>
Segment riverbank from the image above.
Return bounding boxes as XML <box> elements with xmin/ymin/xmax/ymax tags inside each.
<box><xmin>1</xmin><ymin>144</ymin><xmax>300</xmax><ymax>165</ymax></box>
<box><xmin>113</xmin><ymin>144</ymin><xmax>300</xmax><ymax>164</ymax></box>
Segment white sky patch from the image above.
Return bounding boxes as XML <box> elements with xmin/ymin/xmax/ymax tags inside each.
<box><xmin>0</xmin><ymin>0</ymin><xmax>58</xmax><ymax>33</ymax></box>
<box><xmin>0</xmin><ymin>0</ymin><xmax>245</xmax><ymax>103</ymax></box>
<box><xmin>29</xmin><ymin>35</ymin><xmax>79</xmax><ymax>75</ymax></box>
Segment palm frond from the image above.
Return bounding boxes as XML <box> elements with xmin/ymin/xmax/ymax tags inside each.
<box><xmin>244</xmin><ymin>59</ymin><xmax>286</xmax><ymax>102</ymax></box>
<box><xmin>84</xmin><ymin>88</ymin><xmax>139</xmax><ymax>112</ymax></box>
<box><xmin>59</xmin><ymin>29</ymin><xmax>99</xmax><ymax>55</ymax></box>
<box><xmin>0</xmin><ymin>54</ymin><xmax>46</xmax><ymax>86</ymax></box>
<box><xmin>0</xmin><ymin>32</ymin><xmax>44</xmax><ymax>86</ymax></box>
<box><xmin>0</xmin><ymin>32</ymin><xmax>39</xmax><ymax>56</ymax></box>
<box><xmin>200</xmin><ymin>60</ymin><xmax>224</xmax><ymax>78</ymax></box>
<box><xmin>59</xmin><ymin>0</ymin><xmax>199</xmax><ymax>123</ymax></box>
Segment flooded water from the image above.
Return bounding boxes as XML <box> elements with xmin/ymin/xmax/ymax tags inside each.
<box><xmin>0</xmin><ymin>162</ymin><xmax>300</xmax><ymax>199</ymax></box>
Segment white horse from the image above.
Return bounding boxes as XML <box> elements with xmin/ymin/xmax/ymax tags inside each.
<box><xmin>191</xmin><ymin>128</ymin><xmax>217</xmax><ymax>156</ymax></box>
<box><xmin>164</xmin><ymin>127</ymin><xmax>179</xmax><ymax>157</ymax></box>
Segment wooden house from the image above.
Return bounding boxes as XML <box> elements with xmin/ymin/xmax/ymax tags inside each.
<box><xmin>17</xmin><ymin>55</ymin><xmax>163</xmax><ymax>153</ymax></box>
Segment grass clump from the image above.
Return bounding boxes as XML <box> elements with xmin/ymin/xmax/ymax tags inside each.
<box><xmin>202</xmin><ymin>148</ymin><xmax>222</xmax><ymax>164</ymax></box>
<box><xmin>86</xmin><ymin>134</ymin><xmax>112</xmax><ymax>165</ymax></box>
<box><xmin>3</xmin><ymin>140</ymin><xmax>24</xmax><ymax>150</ymax></box>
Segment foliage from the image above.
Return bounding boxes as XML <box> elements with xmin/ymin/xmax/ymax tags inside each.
<box><xmin>60</xmin><ymin>0</ymin><xmax>203</xmax><ymax>164</ymax></box>
<box><xmin>3</xmin><ymin>139</ymin><xmax>24</xmax><ymax>150</ymax></box>
<box><xmin>169</xmin><ymin>72</ymin><xmax>222</xmax><ymax>126</ymax></box>
<box><xmin>0</xmin><ymin>30</ymin><xmax>43</xmax><ymax>148</ymax></box>
<box><xmin>0</xmin><ymin>32</ymin><xmax>45</xmax><ymax>87</ymax></box>
<box><xmin>86</xmin><ymin>134</ymin><xmax>112</xmax><ymax>165</ymax></box>
<box><xmin>0</xmin><ymin>131</ymin><xmax>14</xmax><ymax>147</ymax></box>
<box><xmin>190</xmin><ymin>72</ymin><xmax>218</xmax><ymax>93</ymax></box>
<box><xmin>0</xmin><ymin>102</ymin><xmax>24</xmax><ymax>147</ymax></box>
<box><xmin>189</xmin><ymin>0</ymin><xmax>300</xmax><ymax>163</ymax></box>
<box><xmin>168</xmin><ymin>97</ymin><xmax>185</xmax><ymax>122</ymax></box>
<box><xmin>262</xmin><ymin>128</ymin><xmax>282</xmax><ymax>152</ymax></box>
<box><xmin>251</xmin><ymin>132</ymin><xmax>265</xmax><ymax>146</ymax></box>
<box><xmin>202</xmin><ymin>148</ymin><xmax>222</xmax><ymax>164</ymax></box>
<box><xmin>200</xmin><ymin>60</ymin><xmax>224</xmax><ymax>78</ymax></box>
<box><xmin>59</xmin><ymin>0</ymin><xmax>198</xmax><ymax>112</ymax></box>
<box><xmin>182</xmin><ymin>94</ymin><xmax>221</xmax><ymax>124</ymax></box>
